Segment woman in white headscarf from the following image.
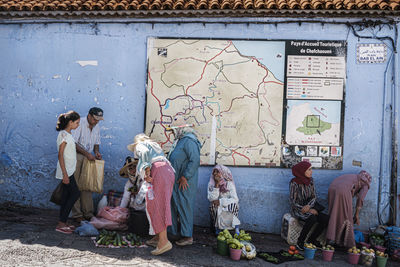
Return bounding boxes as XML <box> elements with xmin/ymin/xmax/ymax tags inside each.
<box><xmin>127</xmin><ymin>134</ymin><xmax>175</xmax><ymax>255</ymax></box>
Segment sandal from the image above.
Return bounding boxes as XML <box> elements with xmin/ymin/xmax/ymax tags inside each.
<box><xmin>55</xmin><ymin>226</ymin><xmax>73</xmax><ymax>234</ymax></box>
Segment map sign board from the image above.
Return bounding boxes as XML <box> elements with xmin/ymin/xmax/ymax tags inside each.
<box><xmin>282</xmin><ymin>40</ymin><xmax>346</xmax><ymax>169</ymax></box>
<box><xmin>144</xmin><ymin>38</ymin><xmax>346</xmax><ymax>169</ymax></box>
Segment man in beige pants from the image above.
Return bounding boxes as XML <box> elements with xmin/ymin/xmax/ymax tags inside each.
<box><xmin>71</xmin><ymin>107</ymin><xmax>104</xmax><ymax>222</ymax></box>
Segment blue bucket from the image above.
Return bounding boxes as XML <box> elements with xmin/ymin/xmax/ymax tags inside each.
<box><xmin>304</xmin><ymin>247</ymin><xmax>317</xmax><ymax>259</ymax></box>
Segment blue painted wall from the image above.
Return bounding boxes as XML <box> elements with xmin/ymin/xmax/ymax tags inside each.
<box><xmin>0</xmin><ymin>18</ymin><xmax>398</xmax><ymax>233</ymax></box>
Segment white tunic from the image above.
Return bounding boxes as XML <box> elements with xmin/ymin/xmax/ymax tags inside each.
<box><xmin>207</xmin><ymin>181</ymin><xmax>240</xmax><ymax>229</ymax></box>
<box><xmin>120</xmin><ymin>178</ymin><xmax>146</xmax><ymax>211</ymax></box>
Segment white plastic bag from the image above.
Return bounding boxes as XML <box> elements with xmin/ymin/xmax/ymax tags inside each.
<box><xmin>97</xmin><ymin>194</ymin><xmax>108</xmax><ymax>215</ymax></box>
<box><xmin>240</xmin><ymin>241</ymin><xmax>257</xmax><ymax>260</ymax></box>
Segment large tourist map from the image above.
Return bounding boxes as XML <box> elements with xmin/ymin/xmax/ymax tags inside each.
<box><xmin>145</xmin><ymin>38</ymin><xmax>285</xmax><ymax>166</ymax></box>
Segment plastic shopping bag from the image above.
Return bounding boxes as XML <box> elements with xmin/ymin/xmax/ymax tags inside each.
<box><xmin>75</xmin><ymin>221</ymin><xmax>99</xmax><ymax>236</ymax></box>
<box><xmin>97</xmin><ymin>206</ymin><xmax>129</xmax><ymax>223</ymax></box>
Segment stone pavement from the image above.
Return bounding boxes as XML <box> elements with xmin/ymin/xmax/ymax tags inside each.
<box><xmin>0</xmin><ymin>202</ymin><xmax>397</xmax><ymax>267</ymax></box>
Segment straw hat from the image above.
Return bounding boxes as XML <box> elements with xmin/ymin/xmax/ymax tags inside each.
<box><xmin>127</xmin><ymin>133</ymin><xmax>151</xmax><ymax>152</ymax></box>
<box><xmin>119</xmin><ymin>156</ymin><xmax>138</xmax><ymax>178</ymax></box>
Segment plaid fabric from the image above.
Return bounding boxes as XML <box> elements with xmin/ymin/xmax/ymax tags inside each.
<box><xmin>107</xmin><ymin>190</ymin><xmax>123</xmax><ymax>207</ymax></box>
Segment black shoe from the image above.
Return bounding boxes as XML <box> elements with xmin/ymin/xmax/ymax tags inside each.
<box><xmin>296</xmin><ymin>242</ymin><xmax>304</xmax><ymax>251</ymax></box>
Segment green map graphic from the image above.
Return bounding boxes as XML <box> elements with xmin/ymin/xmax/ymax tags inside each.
<box><xmin>297</xmin><ymin>115</ymin><xmax>332</xmax><ymax>135</ymax></box>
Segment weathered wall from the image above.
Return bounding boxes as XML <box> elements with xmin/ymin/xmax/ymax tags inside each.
<box><xmin>0</xmin><ymin>18</ymin><xmax>398</xmax><ymax>233</ymax></box>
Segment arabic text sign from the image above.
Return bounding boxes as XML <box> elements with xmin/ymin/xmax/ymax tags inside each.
<box><xmin>357</xmin><ymin>43</ymin><xmax>387</xmax><ymax>64</ymax></box>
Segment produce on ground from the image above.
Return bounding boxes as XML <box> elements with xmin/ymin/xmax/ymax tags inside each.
<box><xmin>217</xmin><ymin>229</ymin><xmax>232</xmax><ymax>242</ymax></box>
<box><xmin>360</xmin><ymin>247</ymin><xmax>375</xmax><ymax>266</ymax></box>
<box><xmin>96</xmin><ymin>230</ymin><xmax>127</xmax><ymax>247</ymax></box>
<box><xmin>304</xmin><ymin>243</ymin><xmax>317</xmax><ymax>249</ymax></box>
<box><xmin>376</xmin><ymin>250</ymin><xmax>388</xmax><ymax>258</ymax></box>
<box><xmin>348</xmin><ymin>246</ymin><xmax>361</xmax><ymax>254</ymax></box>
<box><xmin>322</xmin><ymin>245</ymin><xmax>335</xmax><ymax>251</ymax></box>
<box><xmin>259</xmin><ymin>252</ymin><xmax>279</xmax><ymax>263</ymax></box>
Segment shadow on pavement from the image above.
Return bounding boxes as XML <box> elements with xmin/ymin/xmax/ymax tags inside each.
<box><xmin>0</xmin><ymin>202</ymin><xmax>397</xmax><ymax>266</ymax></box>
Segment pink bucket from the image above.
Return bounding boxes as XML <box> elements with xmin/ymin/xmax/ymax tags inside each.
<box><xmin>347</xmin><ymin>253</ymin><xmax>360</xmax><ymax>265</ymax></box>
<box><xmin>322</xmin><ymin>250</ymin><xmax>334</xmax><ymax>262</ymax></box>
<box><xmin>229</xmin><ymin>247</ymin><xmax>242</xmax><ymax>261</ymax></box>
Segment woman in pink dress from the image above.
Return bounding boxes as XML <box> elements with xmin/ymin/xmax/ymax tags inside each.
<box><xmin>326</xmin><ymin>170</ymin><xmax>372</xmax><ymax>248</ymax></box>
<box><xmin>127</xmin><ymin>134</ymin><xmax>175</xmax><ymax>255</ymax></box>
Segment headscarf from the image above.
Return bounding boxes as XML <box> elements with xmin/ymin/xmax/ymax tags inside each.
<box><xmin>168</xmin><ymin>126</ymin><xmax>199</xmax><ymax>159</ymax></box>
<box><xmin>209</xmin><ymin>164</ymin><xmax>233</xmax><ymax>193</ymax></box>
<box><xmin>291</xmin><ymin>161</ymin><xmax>312</xmax><ymax>185</ymax></box>
<box><xmin>358</xmin><ymin>170</ymin><xmax>372</xmax><ymax>189</ymax></box>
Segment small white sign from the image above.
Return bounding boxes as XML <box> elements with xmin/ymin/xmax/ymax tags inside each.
<box><xmin>357</xmin><ymin>44</ymin><xmax>386</xmax><ymax>64</ymax></box>
<box><xmin>302</xmin><ymin>156</ymin><xmax>322</xmax><ymax>168</ymax></box>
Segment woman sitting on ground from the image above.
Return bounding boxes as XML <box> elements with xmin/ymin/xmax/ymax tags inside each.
<box><xmin>119</xmin><ymin>156</ymin><xmax>145</xmax><ymax>211</ymax></box>
<box><xmin>208</xmin><ymin>164</ymin><xmax>240</xmax><ymax>235</ymax></box>
<box><xmin>289</xmin><ymin>161</ymin><xmax>329</xmax><ymax>250</ymax></box>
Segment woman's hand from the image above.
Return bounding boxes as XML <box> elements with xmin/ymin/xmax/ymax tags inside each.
<box><xmin>178</xmin><ymin>176</ymin><xmax>188</xmax><ymax>191</ymax></box>
<box><xmin>212</xmin><ymin>200</ymin><xmax>220</xmax><ymax>206</ymax></box>
<box><xmin>95</xmin><ymin>151</ymin><xmax>102</xmax><ymax>160</ymax></box>
<box><xmin>301</xmin><ymin>205</ymin><xmax>311</xmax><ymax>214</ymax></box>
<box><xmin>62</xmin><ymin>173</ymin><xmax>70</xmax><ymax>185</ymax></box>
<box><xmin>309</xmin><ymin>209</ymin><xmax>318</xmax><ymax>215</ymax></box>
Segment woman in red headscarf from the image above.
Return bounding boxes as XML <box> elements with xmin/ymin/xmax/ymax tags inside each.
<box><xmin>289</xmin><ymin>161</ymin><xmax>329</xmax><ymax>250</ymax></box>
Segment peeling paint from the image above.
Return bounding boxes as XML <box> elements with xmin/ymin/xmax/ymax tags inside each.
<box><xmin>75</xmin><ymin>60</ymin><xmax>98</xmax><ymax>67</ymax></box>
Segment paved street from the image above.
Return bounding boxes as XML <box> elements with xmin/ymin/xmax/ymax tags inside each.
<box><xmin>0</xmin><ymin>202</ymin><xmax>397</xmax><ymax>266</ymax></box>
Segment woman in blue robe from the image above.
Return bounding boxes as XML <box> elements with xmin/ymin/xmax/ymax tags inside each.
<box><xmin>167</xmin><ymin>125</ymin><xmax>201</xmax><ymax>246</ymax></box>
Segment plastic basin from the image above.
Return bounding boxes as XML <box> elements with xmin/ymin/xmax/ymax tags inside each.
<box><xmin>322</xmin><ymin>250</ymin><xmax>334</xmax><ymax>262</ymax></box>
<box><xmin>216</xmin><ymin>240</ymin><xmax>229</xmax><ymax>256</ymax></box>
<box><xmin>347</xmin><ymin>253</ymin><xmax>360</xmax><ymax>265</ymax></box>
<box><xmin>304</xmin><ymin>247</ymin><xmax>317</xmax><ymax>259</ymax></box>
<box><xmin>229</xmin><ymin>247</ymin><xmax>242</xmax><ymax>261</ymax></box>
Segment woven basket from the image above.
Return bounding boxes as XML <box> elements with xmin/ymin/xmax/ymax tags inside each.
<box><xmin>281</xmin><ymin>213</ymin><xmax>327</xmax><ymax>245</ymax></box>
<box><xmin>281</xmin><ymin>213</ymin><xmax>303</xmax><ymax>245</ymax></box>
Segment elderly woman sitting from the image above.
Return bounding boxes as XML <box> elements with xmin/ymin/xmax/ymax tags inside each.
<box><xmin>119</xmin><ymin>156</ymin><xmax>145</xmax><ymax>211</ymax></box>
<box><xmin>208</xmin><ymin>164</ymin><xmax>240</xmax><ymax>235</ymax></box>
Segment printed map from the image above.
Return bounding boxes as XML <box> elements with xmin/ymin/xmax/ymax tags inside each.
<box><xmin>145</xmin><ymin>38</ymin><xmax>285</xmax><ymax>166</ymax></box>
<box><xmin>285</xmin><ymin>100</ymin><xmax>341</xmax><ymax>146</ymax></box>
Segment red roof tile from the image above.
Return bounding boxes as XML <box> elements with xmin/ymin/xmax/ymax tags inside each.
<box><xmin>0</xmin><ymin>0</ymin><xmax>399</xmax><ymax>16</ymax></box>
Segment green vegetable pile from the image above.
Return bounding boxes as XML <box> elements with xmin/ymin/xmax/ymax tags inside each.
<box><xmin>125</xmin><ymin>233</ymin><xmax>143</xmax><ymax>246</ymax></box>
<box><xmin>236</xmin><ymin>230</ymin><xmax>251</xmax><ymax>241</ymax></box>
<box><xmin>227</xmin><ymin>237</ymin><xmax>243</xmax><ymax>249</ymax></box>
<box><xmin>217</xmin><ymin>229</ymin><xmax>232</xmax><ymax>242</ymax></box>
<box><xmin>96</xmin><ymin>230</ymin><xmax>127</xmax><ymax>247</ymax></box>
<box><xmin>259</xmin><ymin>252</ymin><xmax>279</xmax><ymax>263</ymax></box>
<box><xmin>293</xmin><ymin>253</ymin><xmax>304</xmax><ymax>259</ymax></box>
<box><xmin>369</xmin><ymin>234</ymin><xmax>385</xmax><ymax>246</ymax></box>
